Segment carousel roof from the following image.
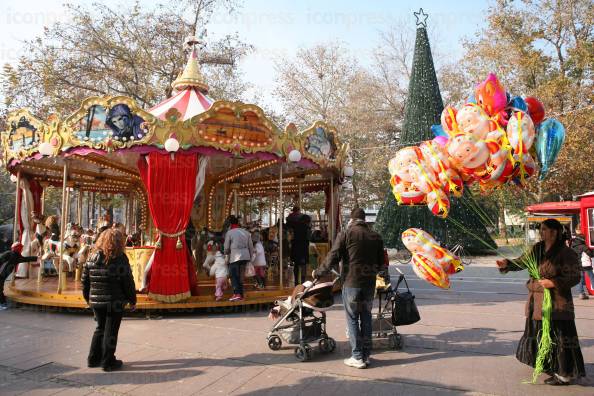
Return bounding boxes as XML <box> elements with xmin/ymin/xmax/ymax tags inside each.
<box><xmin>1</xmin><ymin>40</ymin><xmax>349</xmax><ymax>183</ymax></box>
<box><xmin>149</xmin><ymin>86</ymin><xmax>213</xmax><ymax>121</ymax></box>
<box><xmin>148</xmin><ymin>47</ymin><xmax>214</xmax><ymax>121</ymax></box>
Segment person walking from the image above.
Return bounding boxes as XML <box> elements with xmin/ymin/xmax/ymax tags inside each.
<box><xmin>224</xmin><ymin>216</ymin><xmax>253</xmax><ymax>302</ymax></box>
<box><xmin>313</xmin><ymin>207</ymin><xmax>384</xmax><ymax>369</ymax></box>
<box><xmin>496</xmin><ymin>219</ymin><xmax>585</xmax><ymax>385</ymax></box>
<box><xmin>82</xmin><ymin>228</ymin><xmax>136</xmax><ymax>371</ymax></box>
<box><xmin>0</xmin><ymin>243</ymin><xmax>37</xmax><ymax>309</ymax></box>
<box><xmin>251</xmin><ymin>232</ymin><xmax>267</xmax><ymax>289</ymax></box>
<box><xmin>571</xmin><ymin>225</ymin><xmax>594</xmax><ymax>299</ymax></box>
<box><xmin>286</xmin><ymin>206</ymin><xmax>311</xmax><ymax>286</ymax></box>
<box><xmin>209</xmin><ymin>245</ymin><xmax>229</xmax><ymax>302</ymax></box>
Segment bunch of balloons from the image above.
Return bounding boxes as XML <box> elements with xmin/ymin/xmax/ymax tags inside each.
<box><xmin>402</xmin><ymin>228</ymin><xmax>463</xmax><ymax>289</ymax></box>
<box><xmin>388</xmin><ymin>139</ymin><xmax>463</xmax><ymax>218</ymax></box>
<box><xmin>389</xmin><ymin>73</ymin><xmax>566</xmax><ymax>217</ymax></box>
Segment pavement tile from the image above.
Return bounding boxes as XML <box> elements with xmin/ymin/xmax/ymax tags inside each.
<box><xmin>129</xmin><ymin>361</ymin><xmax>234</xmax><ymax>396</ymax></box>
<box><xmin>227</xmin><ymin>366</ymin><xmax>293</xmax><ymax>395</ymax></box>
<box><xmin>236</xmin><ymin>367</ymin><xmax>315</xmax><ymax>396</ymax></box>
<box><xmin>190</xmin><ymin>364</ymin><xmax>267</xmax><ymax>395</ymax></box>
<box><xmin>48</xmin><ymin>388</ymin><xmax>96</xmax><ymax>396</ymax></box>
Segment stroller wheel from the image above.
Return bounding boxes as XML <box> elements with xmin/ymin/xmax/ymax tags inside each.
<box><xmin>294</xmin><ymin>345</ymin><xmax>311</xmax><ymax>362</ymax></box>
<box><xmin>267</xmin><ymin>335</ymin><xmax>282</xmax><ymax>351</ymax></box>
<box><xmin>319</xmin><ymin>337</ymin><xmax>336</xmax><ymax>353</ymax></box>
<box><xmin>388</xmin><ymin>333</ymin><xmax>404</xmax><ymax>350</ymax></box>
<box><xmin>319</xmin><ymin>338</ymin><xmax>331</xmax><ymax>353</ymax></box>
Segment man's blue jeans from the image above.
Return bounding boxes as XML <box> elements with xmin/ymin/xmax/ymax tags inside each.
<box><xmin>578</xmin><ymin>269</ymin><xmax>594</xmax><ymax>295</ymax></box>
<box><xmin>342</xmin><ymin>286</ymin><xmax>374</xmax><ymax>361</ymax></box>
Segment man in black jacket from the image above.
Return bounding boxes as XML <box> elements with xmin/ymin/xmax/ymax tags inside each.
<box><xmin>0</xmin><ymin>242</ymin><xmax>37</xmax><ymax>308</ymax></box>
<box><xmin>571</xmin><ymin>225</ymin><xmax>594</xmax><ymax>299</ymax></box>
<box><xmin>314</xmin><ymin>207</ymin><xmax>384</xmax><ymax>369</ymax></box>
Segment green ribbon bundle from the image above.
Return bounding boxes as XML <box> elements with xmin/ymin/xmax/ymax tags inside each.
<box><xmin>518</xmin><ymin>250</ymin><xmax>553</xmax><ymax>384</ymax></box>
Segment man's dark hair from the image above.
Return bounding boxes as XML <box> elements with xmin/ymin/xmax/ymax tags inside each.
<box><xmin>292</xmin><ymin>206</ymin><xmax>300</xmax><ymax>212</ymax></box>
<box><xmin>350</xmin><ymin>207</ymin><xmax>365</xmax><ymax>220</ymax></box>
<box><xmin>228</xmin><ymin>215</ymin><xmax>239</xmax><ymax>225</ymax></box>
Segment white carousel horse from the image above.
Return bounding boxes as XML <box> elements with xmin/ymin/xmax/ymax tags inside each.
<box><xmin>40</xmin><ymin>224</ymin><xmax>81</xmax><ymax>273</ymax></box>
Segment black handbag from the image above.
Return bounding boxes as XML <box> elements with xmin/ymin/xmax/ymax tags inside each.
<box><xmin>391</xmin><ymin>274</ymin><xmax>420</xmax><ymax>326</ymax></box>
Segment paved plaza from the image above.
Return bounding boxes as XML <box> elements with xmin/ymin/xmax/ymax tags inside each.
<box><xmin>1</xmin><ymin>262</ymin><xmax>593</xmax><ymax>395</ymax></box>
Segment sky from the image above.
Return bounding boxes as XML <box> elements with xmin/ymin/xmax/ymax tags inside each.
<box><xmin>0</xmin><ymin>0</ymin><xmax>492</xmax><ymax>111</ymax></box>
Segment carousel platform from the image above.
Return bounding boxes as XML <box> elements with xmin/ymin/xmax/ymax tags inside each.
<box><xmin>5</xmin><ymin>276</ymin><xmax>294</xmax><ymax>310</ymax></box>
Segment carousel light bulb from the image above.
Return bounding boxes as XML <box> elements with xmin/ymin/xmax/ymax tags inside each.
<box><xmin>10</xmin><ymin>174</ymin><xmax>17</xmax><ymax>183</ymax></box>
<box><xmin>343</xmin><ymin>166</ymin><xmax>354</xmax><ymax>177</ymax></box>
<box><xmin>288</xmin><ymin>149</ymin><xmax>302</xmax><ymax>163</ymax></box>
<box><xmin>38</xmin><ymin>141</ymin><xmax>54</xmax><ymax>156</ymax></box>
<box><xmin>164</xmin><ymin>137</ymin><xmax>180</xmax><ymax>153</ymax></box>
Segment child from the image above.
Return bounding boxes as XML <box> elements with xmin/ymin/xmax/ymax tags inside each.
<box><xmin>251</xmin><ymin>232</ymin><xmax>267</xmax><ymax>289</ymax></box>
<box><xmin>202</xmin><ymin>240</ymin><xmax>217</xmax><ymax>273</ymax></box>
<box><xmin>208</xmin><ymin>244</ymin><xmax>228</xmax><ymax>301</ymax></box>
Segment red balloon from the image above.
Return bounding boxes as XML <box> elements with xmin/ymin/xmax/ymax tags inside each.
<box><xmin>524</xmin><ymin>97</ymin><xmax>545</xmax><ymax>125</ymax></box>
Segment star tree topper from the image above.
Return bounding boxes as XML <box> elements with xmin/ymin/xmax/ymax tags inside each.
<box><xmin>414</xmin><ymin>8</ymin><xmax>428</xmax><ymax>28</ymax></box>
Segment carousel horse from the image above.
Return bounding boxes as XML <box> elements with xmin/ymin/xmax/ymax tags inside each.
<box><xmin>41</xmin><ymin>223</ymin><xmax>81</xmax><ymax>273</ymax></box>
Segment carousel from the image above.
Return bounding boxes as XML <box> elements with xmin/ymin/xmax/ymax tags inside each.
<box><xmin>1</xmin><ymin>39</ymin><xmax>350</xmax><ymax>309</ymax></box>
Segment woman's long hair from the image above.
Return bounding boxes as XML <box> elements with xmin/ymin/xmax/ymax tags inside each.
<box><xmin>94</xmin><ymin>228</ymin><xmax>125</xmax><ymax>260</ymax></box>
<box><xmin>539</xmin><ymin>218</ymin><xmax>566</xmax><ymax>260</ymax></box>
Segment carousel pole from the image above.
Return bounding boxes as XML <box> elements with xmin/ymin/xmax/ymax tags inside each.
<box><xmin>11</xmin><ymin>172</ymin><xmax>22</xmax><ymax>287</ymax></box>
<box><xmin>131</xmin><ymin>194</ymin><xmax>136</xmax><ymax>231</ymax></box>
<box><xmin>278</xmin><ymin>162</ymin><xmax>284</xmax><ymax>290</ymax></box>
<box><xmin>12</xmin><ymin>171</ymin><xmax>21</xmax><ymax>243</ymax></box>
<box><xmin>330</xmin><ymin>173</ymin><xmax>334</xmax><ymax>246</ymax></box>
<box><xmin>90</xmin><ymin>191</ymin><xmax>95</xmax><ymax>229</ymax></box>
<box><xmin>268</xmin><ymin>196</ymin><xmax>273</xmax><ymax>227</ymax></box>
<box><xmin>76</xmin><ymin>190</ymin><xmax>83</xmax><ymax>225</ymax></box>
<box><xmin>57</xmin><ymin>161</ymin><xmax>69</xmax><ymax>294</ymax></box>
<box><xmin>37</xmin><ymin>185</ymin><xmax>46</xmax><ymax>284</ymax></box>
<box><xmin>298</xmin><ymin>181</ymin><xmax>302</xmax><ymax>209</ymax></box>
<box><xmin>40</xmin><ymin>186</ymin><xmax>46</xmax><ymax>215</ymax></box>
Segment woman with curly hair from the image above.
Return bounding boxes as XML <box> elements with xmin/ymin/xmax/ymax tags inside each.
<box><xmin>82</xmin><ymin>228</ymin><xmax>136</xmax><ymax>371</ymax></box>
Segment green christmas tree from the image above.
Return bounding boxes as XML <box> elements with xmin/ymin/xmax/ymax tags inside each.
<box><xmin>375</xmin><ymin>13</ymin><xmax>496</xmax><ymax>253</ymax></box>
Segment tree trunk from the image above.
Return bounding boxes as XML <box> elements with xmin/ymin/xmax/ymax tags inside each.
<box><xmin>498</xmin><ymin>203</ymin><xmax>508</xmax><ymax>244</ymax></box>
<box><xmin>352</xmin><ymin>177</ymin><xmax>360</xmax><ymax>208</ymax></box>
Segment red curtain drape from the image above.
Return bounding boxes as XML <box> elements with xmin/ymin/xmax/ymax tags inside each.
<box><xmin>138</xmin><ymin>152</ymin><xmax>198</xmax><ymax>302</ymax></box>
<box><xmin>18</xmin><ymin>178</ymin><xmax>42</xmax><ymax>234</ymax></box>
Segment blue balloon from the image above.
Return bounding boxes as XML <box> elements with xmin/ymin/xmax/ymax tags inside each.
<box><xmin>535</xmin><ymin>118</ymin><xmax>565</xmax><ymax>180</ymax></box>
<box><xmin>466</xmin><ymin>93</ymin><xmax>476</xmax><ymax>104</ymax></box>
<box><xmin>431</xmin><ymin>124</ymin><xmax>448</xmax><ymax>138</ymax></box>
<box><xmin>508</xmin><ymin>96</ymin><xmax>527</xmax><ymax>112</ymax></box>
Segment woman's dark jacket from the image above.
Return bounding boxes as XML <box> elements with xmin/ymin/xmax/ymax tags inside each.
<box><xmin>502</xmin><ymin>241</ymin><xmax>581</xmax><ymax>320</ymax></box>
<box><xmin>82</xmin><ymin>251</ymin><xmax>137</xmax><ymax>308</ymax></box>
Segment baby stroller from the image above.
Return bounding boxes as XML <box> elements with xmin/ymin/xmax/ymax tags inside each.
<box><xmin>373</xmin><ymin>267</ymin><xmax>407</xmax><ymax>350</ymax></box>
<box><xmin>267</xmin><ymin>276</ymin><xmax>338</xmax><ymax>361</ymax></box>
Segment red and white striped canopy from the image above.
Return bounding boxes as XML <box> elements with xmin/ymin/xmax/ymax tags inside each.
<box><xmin>149</xmin><ymin>87</ymin><xmax>214</xmax><ymax>121</ymax></box>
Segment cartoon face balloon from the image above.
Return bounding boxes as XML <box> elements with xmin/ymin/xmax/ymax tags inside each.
<box><xmin>389</xmin><ymin>146</ymin><xmax>421</xmax><ymax>183</ymax></box>
<box><xmin>456</xmin><ymin>104</ymin><xmax>494</xmax><ymax>140</ymax></box>
<box><xmin>506</xmin><ymin>111</ymin><xmax>535</xmax><ymax>154</ymax></box>
<box><xmin>402</xmin><ymin>228</ymin><xmax>439</xmax><ymax>254</ymax></box>
<box><xmin>427</xmin><ymin>189</ymin><xmax>450</xmax><ymax>218</ymax></box>
<box><xmin>447</xmin><ymin>134</ymin><xmax>490</xmax><ymax>170</ymax></box>
<box><xmin>411</xmin><ymin>253</ymin><xmax>450</xmax><ymax>289</ymax></box>
<box><xmin>440</xmin><ymin>106</ymin><xmax>458</xmax><ymax>135</ymax></box>
<box><xmin>475</xmin><ymin>73</ymin><xmax>507</xmax><ymax>116</ymax></box>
